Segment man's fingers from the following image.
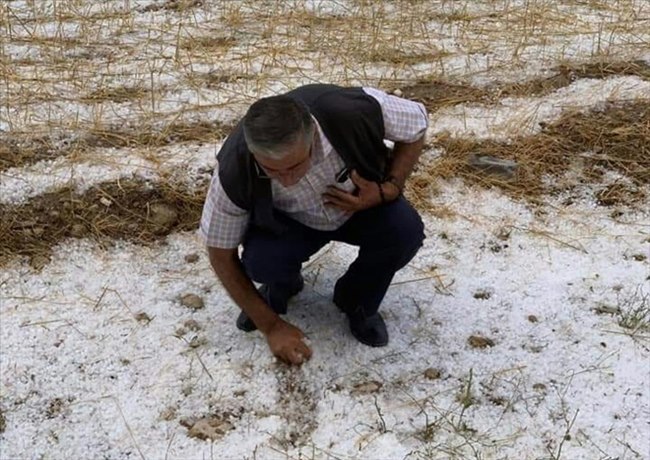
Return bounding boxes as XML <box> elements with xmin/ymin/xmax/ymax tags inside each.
<box><xmin>324</xmin><ymin>195</ymin><xmax>353</xmax><ymax>210</ymax></box>
<box><xmin>325</xmin><ymin>186</ymin><xmax>353</xmax><ymax>199</ymax></box>
<box><xmin>324</xmin><ymin>196</ymin><xmax>350</xmax><ymax>209</ymax></box>
<box><xmin>324</xmin><ymin>188</ymin><xmax>359</xmax><ymax>210</ymax></box>
<box><xmin>280</xmin><ymin>342</ymin><xmax>312</xmax><ymax>366</ymax></box>
<box><xmin>350</xmin><ymin>170</ymin><xmax>371</xmax><ymax>188</ymax></box>
<box><xmin>297</xmin><ymin>341</ymin><xmax>312</xmax><ymax>360</ymax></box>
<box><xmin>288</xmin><ymin>349</ymin><xmax>304</xmax><ymax>365</ymax></box>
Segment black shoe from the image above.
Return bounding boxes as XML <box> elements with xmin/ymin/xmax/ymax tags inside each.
<box><xmin>348</xmin><ymin>312</ymin><xmax>389</xmax><ymax>347</ymax></box>
<box><xmin>236</xmin><ymin>276</ymin><xmax>304</xmax><ymax>332</ymax></box>
<box><xmin>333</xmin><ymin>283</ymin><xmax>389</xmax><ymax>347</ymax></box>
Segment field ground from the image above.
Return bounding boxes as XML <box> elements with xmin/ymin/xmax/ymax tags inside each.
<box><xmin>1</xmin><ymin>1</ymin><xmax>649</xmax><ymax>459</ymax></box>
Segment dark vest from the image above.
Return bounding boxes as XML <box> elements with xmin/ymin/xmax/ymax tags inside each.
<box><xmin>217</xmin><ymin>84</ymin><xmax>389</xmax><ymax>233</ymax></box>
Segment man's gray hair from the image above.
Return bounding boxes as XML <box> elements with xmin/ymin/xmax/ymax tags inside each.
<box><xmin>243</xmin><ymin>95</ymin><xmax>314</xmax><ymax>159</ymax></box>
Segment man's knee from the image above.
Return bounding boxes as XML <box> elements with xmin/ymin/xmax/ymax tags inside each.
<box><xmin>386</xmin><ymin>201</ymin><xmax>425</xmax><ymax>252</ymax></box>
<box><xmin>241</xmin><ymin>239</ymin><xmax>298</xmax><ymax>283</ymax></box>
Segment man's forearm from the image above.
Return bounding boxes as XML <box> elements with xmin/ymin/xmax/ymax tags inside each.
<box><xmin>388</xmin><ymin>136</ymin><xmax>425</xmax><ymax>187</ymax></box>
<box><xmin>207</xmin><ymin>247</ymin><xmax>279</xmax><ymax>334</ymax></box>
<box><xmin>381</xmin><ymin>135</ymin><xmax>425</xmax><ymax>199</ymax></box>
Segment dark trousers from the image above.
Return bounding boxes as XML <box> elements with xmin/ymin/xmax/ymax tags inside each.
<box><xmin>241</xmin><ymin>197</ymin><xmax>425</xmax><ymax>317</ymax></box>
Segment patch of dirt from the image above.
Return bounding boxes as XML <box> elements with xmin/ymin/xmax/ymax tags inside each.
<box><xmin>134</xmin><ymin>312</ymin><xmax>152</xmax><ymax>324</ymax></box>
<box><xmin>179</xmin><ymin>293</ymin><xmax>205</xmax><ymax>310</ymax></box>
<box><xmin>187</xmin><ymin>416</ymin><xmax>233</xmax><ymax>440</ymax></box>
<box><xmin>401</xmin><ymin>59</ymin><xmax>650</xmax><ymax>113</ymax></box>
<box><xmin>473</xmin><ymin>289</ymin><xmax>492</xmax><ymax>300</ymax></box>
<box><xmin>139</xmin><ymin>0</ymin><xmax>203</xmax><ymax>13</ymax></box>
<box><xmin>528</xmin><ymin>315</ymin><xmax>539</xmax><ymax>323</ymax></box>
<box><xmin>366</xmin><ymin>48</ymin><xmax>453</xmax><ymax>66</ymax></box>
<box><xmin>595</xmin><ymin>182</ymin><xmax>644</xmax><ymax>207</ymax></box>
<box><xmin>180</xmin><ymin>408</ymin><xmax>241</xmax><ymax>441</ymax></box>
<box><xmin>183</xmin><ymin>319</ymin><xmax>202</xmax><ymax>331</ymax></box>
<box><xmin>184</xmin><ymin>253</ymin><xmax>200</xmax><ymax>263</ymax></box>
<box><xmin>1</xmin><ymin>120</ymin><xmax>230</xmax><ymax>171</ymax></box>
<box><xmin>0</xmin><ymin>407</ymin><xmax>5</xmax><ymax>433</ymax></box>
<box><xmin>81</xmin><ymin>86</ymin><xmax>149</xmax><ymax>104</ymax></box>
<box><xmin>350</xmin><ymin>380</ymin><xmax>383</xmax><ymax>396</ymax></box>
<box><xmin>0</xmin><ymin>178</ymin><xmax>207</xmax><ymax>266</ymax></box>
<box><xmin>401</xmin><ymin>81</ymin><xmax>491</xmax><ymax>113</ymax></box>
<box><xmin>424</xmin><ymin>368</ymin><xmax>442</xmax><ymax>380</ymax></box>
<box><xmin>189</xmin><ymin>72</ymin><xmax>254</xmax><ymax>88</ymax></box>
<box><xmin>556</xmin><ymin>60</ymin><xmax>650</xmax><ymax>81</ymax></box>
<box><xmin>409</xmin><ymin>101</ymin><xmax>649</xmax><ymax>209</ymax></box>
<box><xmin>274</xmin><ymin>365</ymin><xmax>318</xmax><ymax>448</ymax></box>
<box><xmin>45</xmin><ymin>397</ymin><xmax>73</xmax><ymax>419</ymax></box>
<box><xmin>0</xmin><ymin>135</ymin><xmax>68</xmax><ymax>171</ymax></box>
<box><xmin>82</xmin><ymin>120</ymin><xmax>230</xmax><ymax>150</ymax></box>
<box><xmin>468</xmin><ymin>335</ymin><xmax>495</xmax><ymax>349</ymax></box>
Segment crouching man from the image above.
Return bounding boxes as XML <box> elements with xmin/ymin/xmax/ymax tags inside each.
<box><xmin>200</xmin><ymin>84</ymin><xmax>428</xmax><ymax>365</ymax></box>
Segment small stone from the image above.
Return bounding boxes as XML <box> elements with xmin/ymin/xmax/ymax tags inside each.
<box><xmin>17</xmin><ymin>219</ymin><xmax>37</xmax><ymax>228</ymax></box>
<box><xmin>45</xmin><ymin>398</ymin><xmax>66</xmax><ymax>419</ymax></box>
<box><xmin>424</xmin><ymin>368</ymin><xmax>442</xmax><ymax>380</ymax></box>
<box><xmin>134</xmin><ymin>312</ymin><xmax>152</xmax><ymax>323</ymax></box>
<box><xmin>468</xmin><ymin>154</ymin><xmax>518</xmax><ymax>179</ymax></box>
<box><xmin>393</xmin><ymin>88</ymin><xmax>403</xmax><ymax>97</ymax></box>
<box><xmin>184</xmin><ymin>253</ymin><xmax>200</xmax><ymax>263</ymax></box>
<box><xmin>188</xmin><ymin>336</ymin><xmax>207</xmax><ymax>348</ymax></box>
<box><xmin>180</xmin><ymin>293</ymin><xmax>204</xmax><ymax>310</ymax></box>
<box><xmin>148</xmin><ymin>202</ymin><xmax>178</xmax><ymax>232</ymax></box>
<box><xmin>632</xmin><ymin>254</ymin><xmax>647</xmax><ymax>262</ymax></box>
<box><xmin>233</xmin><ymin>389</ymin><xmax>246</xmax><ymax>397</ymax></box>
<box><xmin>351</xmin><ymin>381</ymin><xmax>382</xmax><ymax>395</ymax></box>
<box><xmin>99</xmin><ymin>197</ymin><xmax>112</xmax><ymax>207</ymax></box>
<box><xmin>473</xmin><ymin>289</ymin><xmax>492</xmax><ymax>300</ymax></box>
<box><xmin>70</xmin><ymin>223</ymin><xmax>87</xmax><ymax>237</ymax></box>
<box><xmin>187</xmin><ymin>416</ymin><xmax>234</xmax><ymax>441</ymax></box>
<box><xmin>179</xmin><ymin>417</ymin><xmax>197</xmax><ymax>428</ymax></box>
<box><xmin>468</xmin><ymin>335</ymin><xmax>495</xmax><ymax>349</ymax></box>
<box><xmin>527</xmin><ymin>315</ymin><xmax>539</xmax><ymax>323</ymax></box>
<box><xmin>592</xmin><ymin>304</ymin><xmax>620</xmax><ymax>315</ymax></box>
<box><xmin>160</xmin><ymin>407</ymin><xmax>177</xmax><ymax>421</ymax></box>
<box><xmin>533</xmin><ymin>383</ymin><xmax>547</xmax><ymax>392</ymax></box>
<box><xmin>181</xmin><ymin>385</ymin><xmax>193</xmax><ymax>397</ymax></box>
<box><xmin>184</xmin><ymin>319</ymin><xmax>201</xmax><ymax>331</ymax></box>
<box><xmin>29</xmin><ymin>255</ymin><xmax>50</xmax><ymax>270</ymax></box>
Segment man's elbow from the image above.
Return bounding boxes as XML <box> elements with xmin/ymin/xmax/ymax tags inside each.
<box><xmin>207</xmin><ymin>246</ymin><xmax>238</xmax><ymax>273</ymax></box>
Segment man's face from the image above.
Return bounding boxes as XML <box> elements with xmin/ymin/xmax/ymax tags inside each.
<box><xmin>253</xmin><ymin>137</ymin><xmax>312</xmax><ymax>187</ymax></box>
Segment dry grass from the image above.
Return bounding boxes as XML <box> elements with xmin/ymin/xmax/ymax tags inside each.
<box><xmin>406</xmin><ymin>101</ymin><xmax>649</xmax><ymax>208</ymax></box>
<box><xmin>2</xmin><ymin>0</ymin><xmax>649</xmax><ymax>269</ymax></box>
<box><xmin>0</xmin><ymin>177</ymin><xmax>208</xmax><ymax>267</ymax></box>
<box><xmin>7</xmin><ymin>100</ymin><xmax>643</xmax><ymax>266</ymax></box>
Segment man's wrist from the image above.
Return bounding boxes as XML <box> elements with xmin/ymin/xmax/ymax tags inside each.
<box><xmin>385</xmin><ymin>175</ymin><xmax>403</xmax><ymax>192</ymax></box>
<box><xmin>256</xmin><ymin>310</ymin><xmax>282</xmax><ymax>335</ymax></box>
<box><xmin>381</xmin><ymin>178</ymin><xmax>402</xmax><ymax>201</ymax></box>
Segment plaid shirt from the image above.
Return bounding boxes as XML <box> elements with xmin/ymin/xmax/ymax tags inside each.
<box><xmin>200</xmin><ymin>87</ymin><xmax>428</xmax><ymax>248</ymax></box>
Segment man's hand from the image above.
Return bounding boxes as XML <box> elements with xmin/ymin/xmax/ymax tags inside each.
<box><xmin>265</xmin><ymin>318</ymin><xmax>313</xmax><ymax>365</ymax></box>
<box><xmin>324</xmin><ymin>170</ymin><xmax>397</xmax><ymax>212</ymax></box>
